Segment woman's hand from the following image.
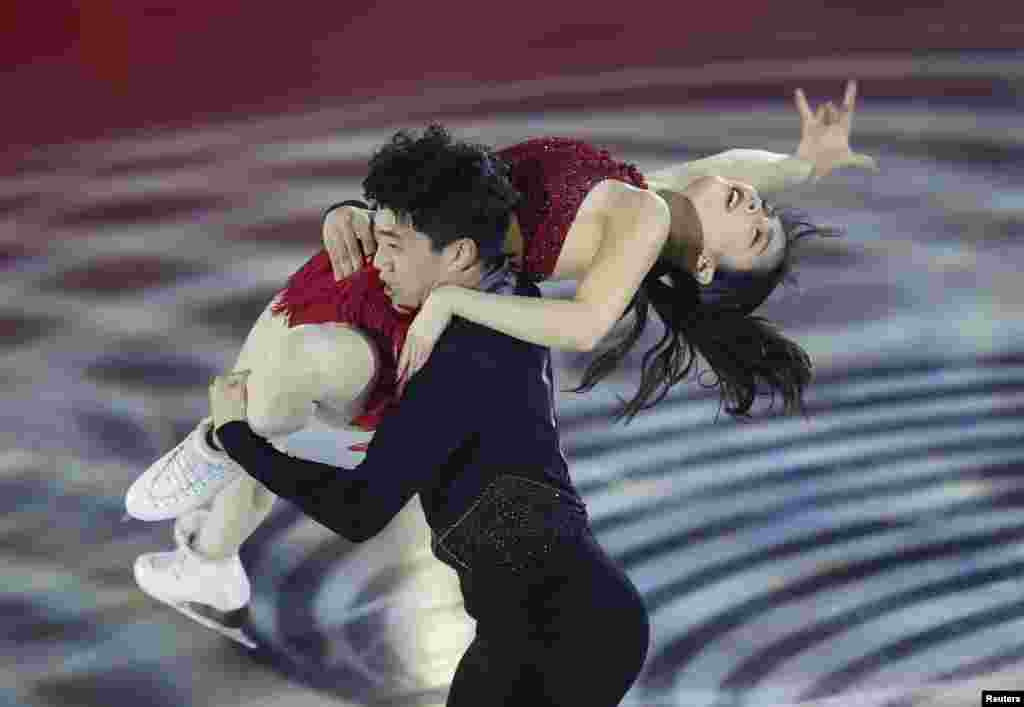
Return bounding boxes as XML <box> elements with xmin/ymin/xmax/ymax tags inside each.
<box><xmin>794</xmin><ymin>79</ymin><xmax>878</xmax><ymax>180</ymax></box>
<box><xmin>395</xmin><ymin>286</ymin><xmax>455</xmax><ymax>395</ymax></box>
<box><xmin>324</xmin><ymin>206</ymin><xmax>376</xmax><ymax>280</ymax></box>
<box><xmin>209</xmin><ymin>370</ymin><xmax>250</xmax><ymax>430</ymax></box>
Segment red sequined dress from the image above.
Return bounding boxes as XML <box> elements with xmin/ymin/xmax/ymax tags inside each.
<box><xmin>271</xmin><ymin>137</ymin><xmax>648</xmax><ymax>430</ymax></box>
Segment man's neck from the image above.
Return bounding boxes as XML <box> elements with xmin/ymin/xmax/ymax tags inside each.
<box><xmin>448</xmin><ymin>258</ymin><xmax>510</xmax><ymax>293</ymax></box>
<box><xmin>445</xmin><ymin>267</ymin><xmax>482</xmax><ymax>293</ymax></box>
<box><xmin>477</xmin><ymin>258</ymin><xmax>512</xmax><ymax>292</ymax></box>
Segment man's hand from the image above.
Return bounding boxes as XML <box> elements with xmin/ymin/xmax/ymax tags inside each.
<box><xmin>209</xmin><ymin>370</ymin><xmax>250</xmax><ymax>430</ymax></box>
<box><xmin>324</xmin><ymin>206</ymin><xmax>376</xmax><ymax>280</ymax></box>
<box><xmin>794</xmin><ymin>79</ymin><xmax>878</xmax><ymax>180</ymax></box>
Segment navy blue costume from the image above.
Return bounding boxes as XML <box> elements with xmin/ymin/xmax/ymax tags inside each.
<box><xmin>216</xmin><ymin>267</ymin><xmax>650</xmax><ymax>706</ymax></box>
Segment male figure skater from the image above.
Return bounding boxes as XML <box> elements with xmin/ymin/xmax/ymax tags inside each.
<box><xmin>205</xmin><ymin>196</ymin><xmax>653</xmax><ymax>705</ymax></box>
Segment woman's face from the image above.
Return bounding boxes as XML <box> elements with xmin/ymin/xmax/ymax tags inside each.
<box><xmin>683</xmin><ymin>176</ymin><xmax>786</xmax><ymax>274</ymax></box>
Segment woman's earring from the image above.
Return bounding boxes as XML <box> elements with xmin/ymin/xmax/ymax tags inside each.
<box><xmin>696</xmin><ymin>255</ymin><xmax>714</xmax><ymax>285</ymax></box>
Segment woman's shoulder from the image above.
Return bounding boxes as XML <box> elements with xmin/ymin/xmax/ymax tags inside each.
<box><xmin>581</xmin><ymin>178</ymin><xmax>666</xmax><ymax>224</ymax></box>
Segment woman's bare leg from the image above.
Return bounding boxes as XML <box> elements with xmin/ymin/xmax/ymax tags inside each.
<box><xmin>194</xmin><ymin>293</ymin><xmax>379</xmax><ymax>560</ymax></box>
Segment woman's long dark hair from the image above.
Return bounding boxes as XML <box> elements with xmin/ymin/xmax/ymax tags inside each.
<box><xmin>567</xmin><ymin>206</ymin><xmax>842</xmax><ymax>423</ymax></box>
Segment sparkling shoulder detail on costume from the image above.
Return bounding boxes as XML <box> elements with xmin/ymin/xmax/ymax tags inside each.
<box><xmin>497</xmin><ymin>137</ymin><xmax>648</xmax><ymax>281</ymax></box>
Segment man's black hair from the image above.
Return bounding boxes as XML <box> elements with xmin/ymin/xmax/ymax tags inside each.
<box><xmin>363</xmin><ymin>124</ymin><xmax>521</xmax><ymax>266</ymax></box>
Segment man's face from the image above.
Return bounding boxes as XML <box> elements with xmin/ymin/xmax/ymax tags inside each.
<box><xmin>371</xmin><ymin>209</ymin><xmax>449</xmax><ymax>312</ymax></box>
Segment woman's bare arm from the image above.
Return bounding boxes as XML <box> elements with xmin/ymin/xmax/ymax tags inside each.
<box><xmin>399</xmin><ymin>181</ymin><xmax>670</xmax><ymax>390</ymax></box>
<box><xmin>450</xmin><ymin>182</ymin><xmax>667</xmax><ymax>352</ymax></box>
<box><xmin>646</xmin><ymin>80</ymin><xmax>876</xmax><ymax>195</ymax></box>
<box><xmin>645</xmin><ymin>149</ymin><xmax>815</xmax><ymax>195</ymax></box>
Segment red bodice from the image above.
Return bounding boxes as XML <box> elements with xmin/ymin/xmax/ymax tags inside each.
<box><xmin>497</xmin><ymin>137</ymin><xmax>648</xmax><ymax>280</ymax></box>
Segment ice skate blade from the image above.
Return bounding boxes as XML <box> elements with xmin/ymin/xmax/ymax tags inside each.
<box><xmin>149</xmin><ymin>594</ymin><xmax>257</xmax><ymax>649</ymax></box>
<box><xmin>175</xmin><ymin>602</ymin><xmax>257</xmax><ymax>649</ymax></box>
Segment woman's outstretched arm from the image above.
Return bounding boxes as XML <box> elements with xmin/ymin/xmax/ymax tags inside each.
<box><xmin>645</xmin><ymin>148</ymin><xmax>816</xmax><ymax>195</ymax></box>
<box><xmin>646</xmin><ymin>80</ymin><xmax>876</xmax><ymax>195</ymax></box>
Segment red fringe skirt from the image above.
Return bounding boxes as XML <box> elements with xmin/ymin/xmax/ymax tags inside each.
<box><xmin>270</xmin><ymin>250</ymin><xmax>415</xmax><ymax>431</ymax></box>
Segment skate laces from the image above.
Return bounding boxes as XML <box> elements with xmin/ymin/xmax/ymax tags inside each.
<box><xmin>170</xmin><ymin>442</ymin><xmax>197</xmax><ymax>484</ymax></box>
<box><xmin>150</xmin><ymin>547</ymin><xmax>189</xmax><ymax>579</ymax></box>
<box><xmin>150</xmin><ymin>443</ymin><xmax>195</xmax><ymax>500</ymax></box>
<box><xmin>153</xmin><ymin>427</ymin><xmax>228</xmax><ymax>501</ymax></box>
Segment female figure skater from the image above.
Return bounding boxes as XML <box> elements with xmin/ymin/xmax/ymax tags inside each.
<box><xmin>127</xmin><ymin>82</ymin><xmax>874</xmax><ymax>655</ymax></box>
<box><xmin>383</xmin><ymin>81</ymin><xmax>872</xmax><ymax>414</ymax></box>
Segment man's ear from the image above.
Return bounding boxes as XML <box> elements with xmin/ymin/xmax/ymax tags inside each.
<box><xmin>450</xmin><ymin>237</ymin><xmax>480</xmax><ymax>271</ymax></box>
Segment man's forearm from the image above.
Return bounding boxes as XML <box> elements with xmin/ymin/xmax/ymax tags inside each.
<box><xmin>215</xmin><ymin>420</ymin><xmax>383</xmax><ymax>542</ymax></box>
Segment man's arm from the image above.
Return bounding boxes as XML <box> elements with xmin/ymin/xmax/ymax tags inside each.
<box><xmin>215</xmin><ymin>322</ymin><xmax>489</xmax><ymax>543</ymax></box>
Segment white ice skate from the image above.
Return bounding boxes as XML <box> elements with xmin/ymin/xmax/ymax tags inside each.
<box><xmin>134</xmin><ymin>509</ymin><xmax>257</xmax><ymax>649</ymax></box>
<box><xmin>126</xmin><ymin>417</ymin><xmax>243</xmax><ymax>521</ymax></box>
